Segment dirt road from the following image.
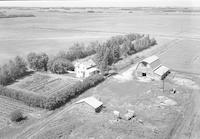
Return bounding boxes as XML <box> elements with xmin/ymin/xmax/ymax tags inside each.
<box><xmin>16</xmin><ymin>104</ymin><xmax>76</xmax><ymax>139</ymax></box>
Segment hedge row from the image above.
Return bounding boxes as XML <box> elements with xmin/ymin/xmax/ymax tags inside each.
<box><xmin>0</xmin><ymin>74</ymin><xmax>104</xmax><ymax>110</ymax></box>
<box><xmin>46</xmin><ymin>74</ymin><xmax>104</xmax><ymax>110</ymax></box>
<box><xmin>0</xmin><ymin>86</ymin><xmax>48</xmax><ymax>108</ymax></box>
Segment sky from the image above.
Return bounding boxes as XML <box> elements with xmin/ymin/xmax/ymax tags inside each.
<box><xmin>0</xmin><ymin>0</ymin><xmax>199</xmax><ymax>7</ymax></box>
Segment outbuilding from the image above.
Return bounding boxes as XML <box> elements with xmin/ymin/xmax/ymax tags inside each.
<box><xmin>76</xmin><ymin>96</ymin><xmax>103</xmax><ymax>112</ymax></box>
<box><xmin>135</xmin><ymin>55</ymin><xmax>170</xmax><ymax>80</ymax></box>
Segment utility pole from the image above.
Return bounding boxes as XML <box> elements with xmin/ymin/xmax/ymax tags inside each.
<box><xmin>162</xmin><ymin>78</ymin><xmax>164</xmax><ymax>93</ymax></box>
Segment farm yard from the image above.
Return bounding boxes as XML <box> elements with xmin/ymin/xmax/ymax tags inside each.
<box><xmin>26</xmin><ymin>71</ymin><xmax>194</xmax><ymax>139</ymax></box>
<box><xmin>16</xmin><ymin>33</ymin><xmax>200</xmax><ymax>139</ymax></box>
<box><xmin>8</xmin><ymin>73</ymin><xmax>79</xmax><ymax>97</ymax></box>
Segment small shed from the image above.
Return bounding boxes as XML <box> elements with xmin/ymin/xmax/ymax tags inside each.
<box><xmin>135</xmin><ymin>55</ymin><xmax>170</xmax><ymax>80</ymax></box>
<box><xmin>76</xmin><ymin>97</ymin><xmax>103</xmax><ymax>112</ymax></box>
<box><xmin>154</xmin><ymin>65</ymin><xmax>170</xmax><ymax>80</ymax></box>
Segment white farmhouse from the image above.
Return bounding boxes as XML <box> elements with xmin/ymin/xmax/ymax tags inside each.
<box><xmin>74</xmin><ymin>59</ymin><xmax>100</xmax><ymax>78</ymax></box>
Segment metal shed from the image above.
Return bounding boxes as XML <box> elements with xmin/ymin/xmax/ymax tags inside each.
<box><xmin>76</xmin><ymin>97</ymin><xmax>103</xmax><ymax>112</ymax></box>
<box><xmin>154</xmin><ymin>65</ymin><xmax>170</xmax><ymax>80</ymax></box>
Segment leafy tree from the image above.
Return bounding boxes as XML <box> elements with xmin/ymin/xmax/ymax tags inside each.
<box><xmin>0</xmin><ymin>64</ymin><xmax>11</xmax><ymax>85</ymax></box>
<box><xmin>0</xmin><ymin>56</ymin><xmax>27</xmax><ymax>85</ymax></box>
<box><xmin>7</xmin><ymin>60</ymin><xmax>17</xmax><ymax>80</ymax></box>
<box><xmin>57</xmin><ymin>42</ymin><xmax>94</xmax><ymax>61</ymax></box>
<box><xmin>38</xmin><ymin>53</ymin><xmax>49</xmax><ymax>71</ymax></box>
<box><xmin>48</xmin><ymin>57</ymin><xmax>74</xmax><ymax>74</ymax></box>
<box><xmin>27</xmin><ymin>52</ymin><xmax>38</xmax><ymax>70</ymax></box>
<box><xmin>27</xmin><ymin>52</ymin><xmax>48</xmax><ymax>71</ymax></box>
<box><xmin>14</xmin><ymin>56</ymin><xmax>27</xmax><ymax>76</ymax></box>
<box><xmin>85</xmin><ymin>41</ymin><xmax>99</xmax><ymax>55</ymax></box>
<box><xmin>68</xmin><ymin>43</ymin><xmax>86</xmax><ymax>60</ymax></box>
<box><xmin>125</xmin><ymin>33</ymin><xmax>142</xmax><ymax>41</ymax></box>
<box><xmin>95</xmin><ymin>43</ymin><xmax>112</xmax><ymax>74</ymax></box>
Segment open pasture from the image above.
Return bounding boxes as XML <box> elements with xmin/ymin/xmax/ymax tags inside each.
<box><xmin>0</xmin><ymin>96</ymin><xmax>38</xmax><ymax>130</ymax></box>
<box><xmin>8</xmin><ymin>73</ymin><xmax>79</xmax><ymax>97</ymax></box>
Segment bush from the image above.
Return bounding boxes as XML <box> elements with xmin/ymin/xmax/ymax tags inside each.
<box><xmin>48</xmin><ymin>57</ymin><xmax>74</xmax><ymax>74</ymax></box>
<box><xmin>10</xmin><ymin>110</ymin><xmax>24</xmax><ymax>122</ymax></box>
<box><xmin>150</xmin><ymin>38</ymin><xmax>157</xmax><ymax>46</ymax></box>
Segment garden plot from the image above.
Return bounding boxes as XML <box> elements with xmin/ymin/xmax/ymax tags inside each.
<box><xmin>8</xmin><ymin>73</ymin><xmax>79</xmax><ymax>97</ymax></box>
<box><xmin>0</xmin><ymin>96</ymin><xmax>38</xmax><ymax>130</ymax></box>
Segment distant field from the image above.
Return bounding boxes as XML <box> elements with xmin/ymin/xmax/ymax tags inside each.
<box><xmin>159</xmin><ymin>39</ymin><xmax>200</xmax><ymax>74</ymax></box>
<box><xmin>8</xmin><ymin>73</ymin><xmax>79</xmax><ymax>97</ymax></box>
<box><xmin>1</xmin><ymin>8</ymin><xmax>200</xmax><ymax>64</ymax></box>
<box><xmin>0</xmin><ymin>96</ymin><xmax>38</xmax><ymax>130</ymax></box>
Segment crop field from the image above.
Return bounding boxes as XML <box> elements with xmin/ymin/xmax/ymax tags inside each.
<box><xmin>159</xmin><ymin>39</ymin><xmax>200</xmax><ymax>74</ymax></box>
<box><xmin>1</xmin><ymin>8</ymin><xmax>200</xmax><ymax>64</ymax></box>
<box><xmin>8</xmin><ymin>73</ymin><xmax>79</xmax><ymax>97</ymax></box>
<box><xmin>0</xmin><ymin>96</ymin><xmax>38</xmax><ymax>130</ymax></box>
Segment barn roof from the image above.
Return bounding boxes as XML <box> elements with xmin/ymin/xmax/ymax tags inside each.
<box><xmin>76</xmin><ymin>96</ymin><xmax>103</xmax><ymax>109</ymax></box>
<box><xmin>154</xmin><ymin>66</ymin><xmax>169</xmax><ymax>76</ymax></box>
<box><xmin>142</xmin><ymin>55</ymin><xmax>159</xmax><ymax>64</ymax></box>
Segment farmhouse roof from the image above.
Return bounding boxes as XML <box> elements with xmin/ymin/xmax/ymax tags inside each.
<box><xmin>154</xmin><ymin>65</ymin><xmax>169</xmax><ymax>76</ymax></box>
<box><xmin>75</xmin><ymin>59</ymin><xmax>96</xmax><ymax>69</ymax></box>
<box><xmin>142</xmin><ymin>55</ymin><xmax>159</xmax><ymax>64</ymax></box>
<box><xmin>85</xmin><ymin>59</ymin><xmax>96</xmax><ymax>69</ymax></box>
<box><xmin>76</xmin><ymin>96</ymin><xmax>103</xmax><ymax>109</ymax></box>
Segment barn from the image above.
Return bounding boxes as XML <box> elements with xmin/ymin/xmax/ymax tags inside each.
<box><xmin>135</xmin><ymin>55</ymin><xmax>170</xmax><ymax>80</ymax></box>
